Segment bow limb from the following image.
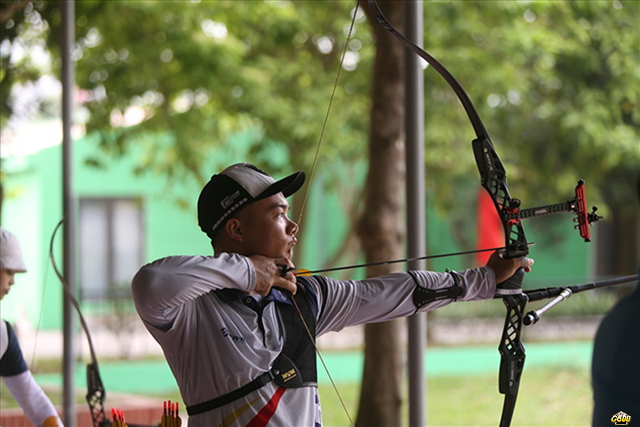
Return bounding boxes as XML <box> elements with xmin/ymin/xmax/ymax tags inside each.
<box><xmin>49</xmin><ymin>219</ymin><xmax>107</xmax><ymax>427</ymax></box>
<box><xmin>367</xmin><ymin>0</ymin><xmax>488</xmax><ymax>139</ymax></box>
<box><xmin>367</xmin><ymin>0</ymin><xmax>529</xmax><ymax>260</ymax></box>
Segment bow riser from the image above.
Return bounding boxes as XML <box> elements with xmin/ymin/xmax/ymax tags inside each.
<box><xmin>87</xmin><ymin>362</ymin><xmax>107</xmax><ymax>427</ymax></box>
<box><xmin>497</xmin><ymin>294</ymin><xmax>528</xmax><ymax>427</ymax></box>
<box><xmin>473</xmin><ymin>138</ymin><xmax>529</xmax><ymax>259</ymax></box>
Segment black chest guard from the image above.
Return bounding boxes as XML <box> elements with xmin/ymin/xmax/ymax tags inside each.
<box><xmin>186</xmin><ymin>276</ymin><xmax>323</xmax><ymax>416</ymax></box>
<box><xmin>272</xmin><ymin>275</ymin><xmax>319</xmax><ymax>387</ymax></box>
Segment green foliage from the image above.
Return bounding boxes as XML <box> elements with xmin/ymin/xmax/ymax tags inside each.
<box><xmin>420</xmin><ymin>1</ymin><xmax>639</xmax><ymax>234</ymax></box>
<box><xmin>28</xmin><ymin>1</ymin><xmax>372</xmax><ymax>186</ymax></box>
<box><xmin>0</xmin><ymin>1</ymin><xmax>54</xmax><ymax>128</ymax></box>
<box><xmin>2</xmin><ymin>0</ymin><xmax>638</xmax><ymax>256</ymax></box>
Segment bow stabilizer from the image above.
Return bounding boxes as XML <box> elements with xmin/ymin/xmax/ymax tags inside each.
<box><xmin>524</xmin><ymin>274</ymin><xmax>639</xmax><ymax>325</ymax></box>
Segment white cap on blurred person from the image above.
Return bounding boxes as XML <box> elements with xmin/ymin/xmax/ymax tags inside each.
<box><xmin>0</xmin><ymin>227</ymin><xmax>27</xmax><ymax>272</ymax></box>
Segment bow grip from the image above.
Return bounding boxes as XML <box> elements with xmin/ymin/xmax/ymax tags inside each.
<box><xmin>495</xmin><ymin>267</ymin><xmax>525</xmax><ymax>297</ymax></box>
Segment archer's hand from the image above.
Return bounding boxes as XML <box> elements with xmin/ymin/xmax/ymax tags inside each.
<box><xmin>486</xmin><ymin>250</ymin><xmax>534</xmax><ymax>284</ymax></box>
<box><xmin>248</xmin><ymin>255</ymin><xmax>297</xmax><ymax>296</ymax></box>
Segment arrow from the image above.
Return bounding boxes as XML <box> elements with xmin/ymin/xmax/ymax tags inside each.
<box><xmin>280</xmin><ymin>242</ymin><xmax>536</xmax><ymax>277</ymax></box>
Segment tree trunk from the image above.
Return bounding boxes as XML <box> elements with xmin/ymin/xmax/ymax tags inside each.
<box><xmin>595</xmin><ymin>170</ymin><xmax>640</xmax><ymax>277</ymax></box>
<box><xmin>355</xmin><ymin>2</ymin><xmax>406</xmax><ymax>426</ymax></box>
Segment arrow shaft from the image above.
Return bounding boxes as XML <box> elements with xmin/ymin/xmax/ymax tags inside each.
<box><xmin>295</xmin><ymin>243</ymin><xmax>535</xmax><ymax>276</ymax></box>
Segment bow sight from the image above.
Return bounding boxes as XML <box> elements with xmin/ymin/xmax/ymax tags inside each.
<box><xmin>503</xmin><ymin>179</ymin><xmax>602</xmax><ymax>242</ymax></box>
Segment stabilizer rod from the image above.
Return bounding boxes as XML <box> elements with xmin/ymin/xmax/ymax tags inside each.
<box><xmin>523</xmin><ymin>274</ymin><xmax>638</xmax><ymax>326</ymax></box>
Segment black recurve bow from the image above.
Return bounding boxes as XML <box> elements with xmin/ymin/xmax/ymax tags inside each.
<box><xmin>366</xmin><ymin>1</ymin><xmax>604</xmax><ymax>425</ymax></box>
<box><xmin>50</xmin><ymin>219</ymin><xmax>166</xmax><ymax>427</ymax></box>
<box><xmin>49</xmin><ymin>219</ymin><xmax>108</xmax><ymax>427</ymax></box>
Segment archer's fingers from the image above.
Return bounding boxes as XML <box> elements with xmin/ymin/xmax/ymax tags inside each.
<box><xmin>276</xmin><ymin>257</ymin><xmax>295</xmax><ymax>269</ymax></box>
<box><xmin>520</xmin><ymin>256</ymin><xmax>534</xmax><ymax>273</ymax></box>
<box><xmin>274</xmin><ymin>258</ymin><xmax>297</xmax><ymax>295</ymax></box>
<box><xmin>276</xmin><ymin>257</ymin><xmax>296</xmax><ymax>278</ymax></box>
<box><xmin>274</xmin><ymin>277</ymin><xmax>297</xmax><ymax>295</ymax></box>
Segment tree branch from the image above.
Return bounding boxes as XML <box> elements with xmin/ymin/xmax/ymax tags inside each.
<box><xmin>0</xmin><ymin>0</ymin><xmax>30</xmax><ymax>25</ymax></box>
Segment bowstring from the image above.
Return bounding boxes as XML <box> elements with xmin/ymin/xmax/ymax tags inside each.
<box><xmin>22</xmin><ymin>241</ymin><xmax>52</xmax><ymax>427</ymax></box>
<box><xmin>292</xmin><ymin>2</ymin><xmax>361</xmax><ymax>426</ymax></box>
<box><xmin>291</xmin><ymin>297</ymin><xmax>355</xmax><ymax>426</ymax></box>
<box><xmin>296</xmin><ymin>0</ymin><xmax>361</xmax><ymax>230</ymax></box>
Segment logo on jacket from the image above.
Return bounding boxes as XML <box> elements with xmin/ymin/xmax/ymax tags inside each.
<box><xmin>220</xmin><ymin>327</ymin><xmax>246</xmax><ymax>344</ymax></box>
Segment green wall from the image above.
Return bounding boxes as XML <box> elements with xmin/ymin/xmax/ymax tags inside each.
<box><xmin>2</xmin><ymin>135</ymin><xmax>210</xmax><ymax>329</ymax></box>
<box><xmin>1</xmin><ymin>131</ymin><xmax>591</xmax><ymax>330</ymax></box>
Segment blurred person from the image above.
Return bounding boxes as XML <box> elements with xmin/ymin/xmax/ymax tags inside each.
<box><xmin>0</xmin><ymin>227</ymin><xmax>64</xmax><ymax>426</ymax></box>
<box><xmin>591</xmin><ymin>276</ymin><xmax>640</xmax><ymax>426</ymax></box>
<box><xmin>591</xmin><ymin>174</ymin><xmax>640</xmax><ymax>426</ymax></box>
<box><xmin>132</xmin><ymin>162</ymin><xmax>534</xmax><ymax>426</ymax></box>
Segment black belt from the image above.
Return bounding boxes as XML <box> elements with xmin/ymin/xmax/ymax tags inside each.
<box><xmin>186</xmin><ymin>369</ymin><xmax>277</xmax><ymax>416</ymax></box>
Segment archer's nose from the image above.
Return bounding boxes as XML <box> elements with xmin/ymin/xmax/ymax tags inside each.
<box><xmin>288</xmin><ymin>218</ymin><xmax>298</xmax><ymax>235</ymax></box>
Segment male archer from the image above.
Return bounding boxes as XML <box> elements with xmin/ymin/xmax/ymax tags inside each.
<box><xmin>132</xmin><ymin>162</ymin><xmax>533</xmax><ymax>426</ymax></box>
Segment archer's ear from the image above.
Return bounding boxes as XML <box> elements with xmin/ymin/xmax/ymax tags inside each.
<box><xmin>224</xmin><ymin>218</ymin><xmax>244</xmax><ymax>242</ymax></box>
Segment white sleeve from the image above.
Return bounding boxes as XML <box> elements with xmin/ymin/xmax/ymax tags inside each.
<box><xmin>1</xmin><ymin>320</ymin><xmax>8</xmax><ymax>359</ymax></box>
<box><xmin>312</xmin><ymin>267</ymin><xmax>496</xmax><ymax>335</ymax></box>
<box><xmin>2</xmin><ymin>370</ymin><xmax>63</xmax><ymax>426</ymax></box>
<box><xmin>131</xmin><ymin>253</ymin><xmax>255</xmax><ymax>329</ymax></box>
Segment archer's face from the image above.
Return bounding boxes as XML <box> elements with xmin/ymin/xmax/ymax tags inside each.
<box><xmin>0</xmin><ymin>269</ymin><xmax>17</xmax><ymax>300</ymax></box>
<box><xmin>235</xmin><ymin>193</ymin><xmax>298</xmax><ymax>259</ymax></box>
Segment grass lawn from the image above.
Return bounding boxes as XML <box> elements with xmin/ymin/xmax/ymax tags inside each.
<box><xmin>2</xmin><ymin>364</ymin><xmax>594</xmax><ymax>426</ymax></box>
<box><xmin>317</xmin><ymin>367</ymin><xmax>592</xmax><ymax>426</ymax></box>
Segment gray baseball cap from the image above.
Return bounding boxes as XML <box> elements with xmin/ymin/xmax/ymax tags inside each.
<box><xmin>197</xmin><ymin>163</ymin><xmax>305</xmax><ymax>239</ymax></box>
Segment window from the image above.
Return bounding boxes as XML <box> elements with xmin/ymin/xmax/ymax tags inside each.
<box><xmin>79</xmin><ymin>197</ymin><xmax>144</xmax><ymax>300</ymax></box>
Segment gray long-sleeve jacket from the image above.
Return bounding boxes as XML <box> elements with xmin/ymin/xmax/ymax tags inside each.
<box><xmin>131</xmin><ymin>253</ymin><xmax>496</xmax><ymax>426</ymax></box>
